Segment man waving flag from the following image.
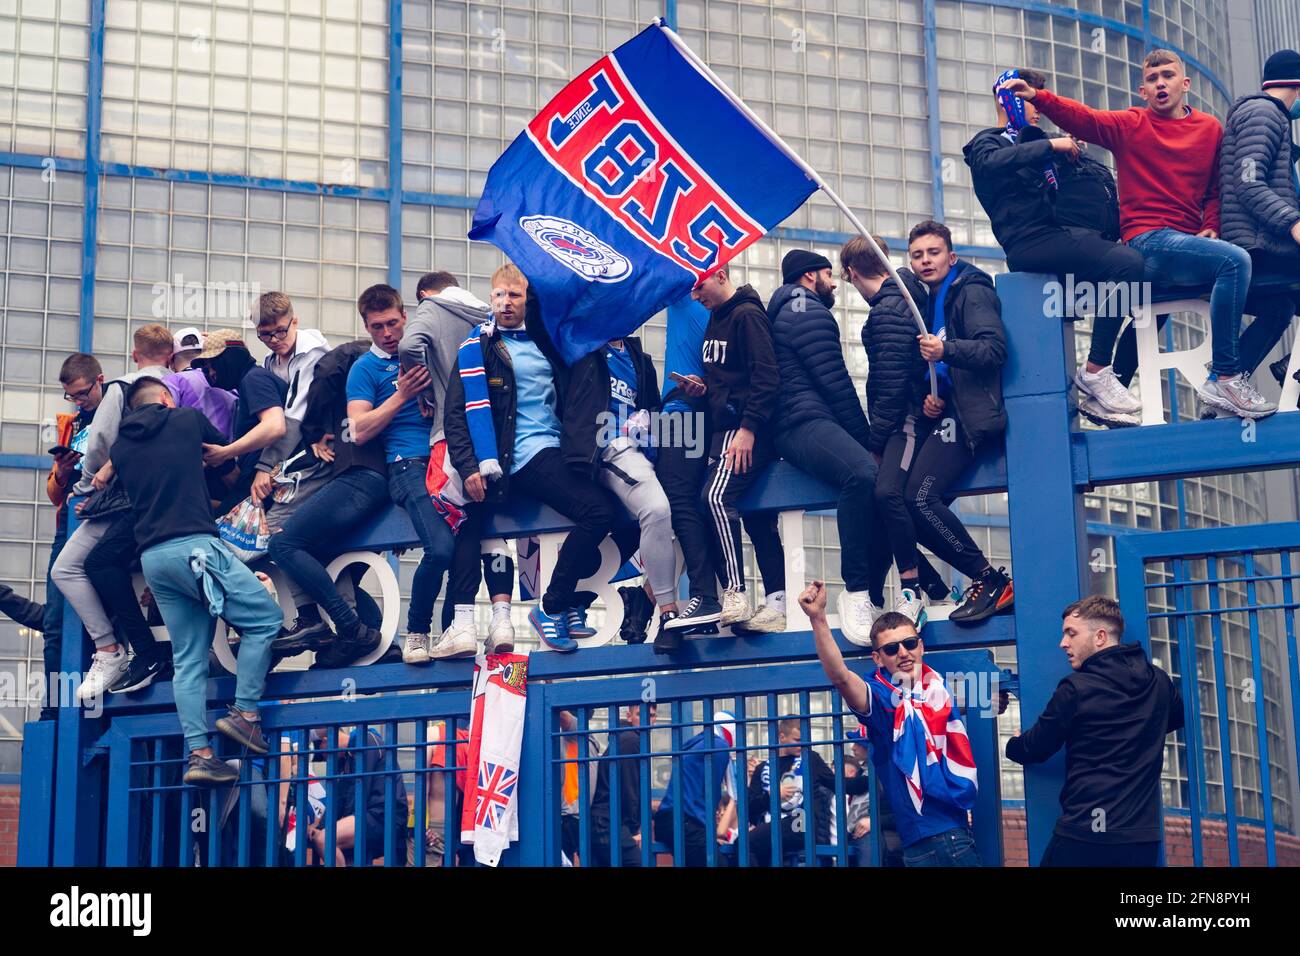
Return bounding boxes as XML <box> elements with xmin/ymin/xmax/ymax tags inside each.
<box><xmin>469</xmin><ymin>20</ymin><xmax>818</xmax><ymax>363</ymax></box>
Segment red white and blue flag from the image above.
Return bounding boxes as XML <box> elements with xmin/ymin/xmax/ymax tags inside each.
<box><xmin>460</xmin><ymin>652</ymin><xmax>529</xmax><ymax>866</ymax></box>
<box><xmin>870</xmin><ymin>665</ymin><xmax>978</xmax><ymax>814</ymax></box>
<box><xmin>469</xmin><ymin>21</ymin><xmax>817</xmax><ymax>363</ymax></box>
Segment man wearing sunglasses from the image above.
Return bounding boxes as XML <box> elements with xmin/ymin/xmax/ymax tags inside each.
<box><xmin>801</xmin><ymin>579</ymin><xmax>981</xmax><ymax>866</ymax></box>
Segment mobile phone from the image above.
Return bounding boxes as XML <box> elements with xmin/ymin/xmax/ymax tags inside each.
<box><xmin>669</xmin><ymin>371</ymin><xmax>693</xmax><ymax>384</ymax></box>
<box><xmin>48</xmin><ymin>445</ymin><xmax>75</xmax><ymax>457</ymax></box>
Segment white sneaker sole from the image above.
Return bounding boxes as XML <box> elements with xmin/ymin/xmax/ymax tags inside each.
<box><xmin>734</xmin><ymin>616</ymin><xmax>785</xmax><ymax>634</ymax></box>
<box><xmin>1075</xmin><ymin>379</ymin><xmax>1141</xmax><ymax>418</ymax></box>
<box><xmin>402</xmin><ymin>646</ymin><xmax>431</xmax><ymax>664</ymax></box>
<box><xmin>719</xmin><ymin>607</ymin><xmax>753</xmax><ymax>627</ymax></box>
<box><xmin>1077</xmin><ymin>398</ymin><xmax>1140</xmax><ymax>429</ymax></box>
<box><xmin>431</xmin><ymin>634</ymin><xmax>478</xmax><ymax>659</ymax></box>
<box><xmin>486</xmin><ymin>635</ymin><xmax>515</xmax><ymax>654</ymax></box>
<box><xmin>1197</xmin><ymin>387</ymin><xmax>1277</xmax><ymax>420</ymax></box>
<box><xmin>664</xmin><ymin>609</ymin><xmax>722</xmax><ymax>630</ymax></box>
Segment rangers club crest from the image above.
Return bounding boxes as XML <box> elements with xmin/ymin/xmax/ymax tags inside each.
<box><xmin>520</xmin><ymin>215</ymin><xmax>633</xmax><ymax>282</ymax></box>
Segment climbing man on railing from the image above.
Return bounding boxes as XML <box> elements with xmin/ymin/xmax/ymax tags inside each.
<box><xmin>109</xmin><ymin>377</ymin><xmax>284</xmax><ymax>787</ymax></box>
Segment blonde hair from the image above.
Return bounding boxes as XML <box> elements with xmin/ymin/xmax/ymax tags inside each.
<box><xmin>491</xmin><ymin>263</ymin><xmax>527</xmax><ymax>289</ymax></box>
<box><xmin>133</xmin><ymin>323</ymin><xmax>175</xmax><ymax>362</ymax></box>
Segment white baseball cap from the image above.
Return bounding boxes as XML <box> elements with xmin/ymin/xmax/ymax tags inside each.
<box><xmin>173</xmin><ymin>326</ymin><xmax>203</xmax><ymax>354</ymax></box>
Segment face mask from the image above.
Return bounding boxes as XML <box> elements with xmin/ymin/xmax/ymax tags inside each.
<box><xmin>1290</xmin><ymin>97</ymin><xmax>1300</xmax><ymax>120</ymax></box>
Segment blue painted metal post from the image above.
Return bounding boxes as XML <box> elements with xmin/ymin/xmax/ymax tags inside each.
<box><xmin>78</xmin><ymin>0</ymin><xmax>105</xmax><ymax>352</ymax></box>
<box><xmin>923</xmin><ymin>0</ymin><xmax>946</xmax><ymax>222</ymax></box>
<box><xmin>16</xmin><ymin>720</ymin><xmax>56</xmax><ymax>865</ymax></box>
<box><xmin>996</xmin><ymin>271</ymin><xmax>1089</xmax><ymax>866</ymax></box>
<box><xmin>387</xmin><ymin>0</ymin><xmax>403</xmax><ymax>289</ymax></box>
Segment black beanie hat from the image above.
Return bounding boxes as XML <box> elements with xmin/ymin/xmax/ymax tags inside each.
<box><xmin>1263</xmin><ymin>49</ymin><xmax>1300</xmax><ymax>89</ymax></box>
<box><xmin>781</xmin><ymin>249</ymin><xmax>833</xmax><ymax>284</ymax></box>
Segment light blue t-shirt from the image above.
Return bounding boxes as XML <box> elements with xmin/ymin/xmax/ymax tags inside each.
<box><xmin>346</xmin><ymin>345</ymin><xmax>433</xmax><ymax>463</ymax></box>
<box><xmin>501</xmin><ymin>328</ymin><xmax>561</xmax><ymax>474</ymax></box>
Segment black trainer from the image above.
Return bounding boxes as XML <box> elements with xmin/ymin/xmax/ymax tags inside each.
<box><xmin>184</xmin><ymin>752</ymin><xmax>238</xmax><ymax>786</ymax></box>
<box><xmin>949</xmin><ymin>568</ymin><xmax>1014</xmax><ymax>625</ymax></box>
<box><xmin>108</xmin><ymin>651</ymin><xmax>167</xmax><ymax>694</ymax></box>
<box><xmin>215</xmin><ymin>704</ymin><xmax>269</xmax><ymax>754</ymax></box>
<box><xmin>653</xmin><ymin>611</ymin><xmax>683</xmax><ymax>655</ymax></box>
<box><xmin>311</xmin><ymin>623</ymin><xmax>382</xmax><ymax>669</ymax></box>
<box><xmin>274</xmin><ymin>614</ymin><xmax>331</xmax><ymax>654</ymax></box>
<box><xmin>618</xmin><ymin>586</ymin><xmax>654</xmax><ymax>644</ymax></box>
<box><xmin>663</xmin><ymin>595</ymin><xmax>723</xmax><ymax>632</ymax></box>
<box><xmin>1270</xmin><ymin>354</ymin><xmax>1291</xmax><ymax>387</ymax></box>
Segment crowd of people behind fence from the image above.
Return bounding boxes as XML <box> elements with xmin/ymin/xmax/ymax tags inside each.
<box><xmin>4</xmin><ymin>47</ymin><xmax>1297</xmax><ymax>866</ymax></box>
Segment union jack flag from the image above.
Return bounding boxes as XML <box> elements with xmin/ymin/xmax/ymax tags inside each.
<box><xmin>474</xmin><ymin>761</ymin><xmax>519</xmax><ymax>831</ymax></box>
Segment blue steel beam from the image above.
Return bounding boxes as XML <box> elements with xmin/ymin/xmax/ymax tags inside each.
<box><xmin>387</xmin><ymin>0</ymin><xmax>403</xmax><ymax>288</ymax></box>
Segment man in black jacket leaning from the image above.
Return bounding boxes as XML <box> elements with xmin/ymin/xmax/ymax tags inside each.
<box><xmin>1218</xmin><ymin>49</ymin><xmax>1300</xmax><ymax>381</ymax></box>
<box><xmin>964</xmin><ymin>66</ymin><xmax>1145</xmax><ymax>428</ymax></box>
<box><xmin>1007</xmin><ymin>595</ymin><xmax>1183</xmax><ymax>867</ymax></box>
<box><xmin>770</xmin><ymin>248</ymin><xmax>896</xmax><ymax>646</ymax></box>
<box><xmin>680</xmin><ymin>266</ymin><xmax>785</xmax><ymax>634</ymax></box>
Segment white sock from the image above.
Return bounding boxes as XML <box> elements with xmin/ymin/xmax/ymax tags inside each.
<box><xmin>491</xmin><ymin>600</ymin><xmax>511</xmax><ymax>623</ymax></box>
<box><xmin>767</xmin><ymin>590</ymin><xmax>786</xmax><ymax>614</ymax></box>
<box><xmin>455</xmin><ymin>604</ymin><xmax>476</xmax><ymax>628</ymax></box>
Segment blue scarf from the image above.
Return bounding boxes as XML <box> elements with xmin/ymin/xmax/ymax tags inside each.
<box><xmin>994</xmin><ymin>68</ymin><xmax>1057</xmax><ymax>190</ymax></box>
<box><xmin>927</xmin><ymin>262</ymin><xmax>961</xmax><ymax>399</ymax></box>
<box><xmin>457</xmin><ymin>320</ymin><xmax>502</xmax><ymax>480</ymax></box>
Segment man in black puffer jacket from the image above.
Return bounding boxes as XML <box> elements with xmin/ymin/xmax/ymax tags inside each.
<box><xmin>770</xmin><ymin>248</ymin><xmax>898</xmax><ymax>646</ymax></box>
<box><xmin>1219</xmin><ymin>50</ymin><xmax>1300</xmax><ymax>377</ymax></box>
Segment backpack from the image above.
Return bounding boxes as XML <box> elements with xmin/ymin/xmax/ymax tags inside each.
<box><xmin>1054</xmin><ymin>154</ymin><xmax>1121</xmax><ymax>241</ymax></box>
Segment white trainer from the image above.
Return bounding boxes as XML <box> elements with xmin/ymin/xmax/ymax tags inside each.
<box><xmin>838</xmin><ymin>590</ymin><xmax>883</xmax><ymax>646</ymax></box>
<box><xmin>77</xmin><ymin>650</ymin><xmax>130</xmax><ymax>703</ymax></box>
<box><xmin>719</xmin><ymin>588</ymin><xmax>753</xmax><ymax>627</ymax></box>
<box><xmin>1075</xmin><ymin>364</ymin><xmax>1141</xmax><ymax>419</ymax></box>
<box><xmin>430</xmin><ymin>622</ymin><xmax>478</xmax><ymax>659</ymax></box>
<box><xmin>735</xmin><ymin>605</ymin><xmax>786</xmax><ymax>634</ymax></box>
<box><xmin>893</xmin><ymin>587</ymin><xmax>929</xmax><ymax>629</ymax></box>
<box><xmin>402</xmin><ymin>632</ymin><xmax>431</xmax><ymax>664</ymax></box>
<box><xmin>486</xmin><ymin>618</ymin><xmax>515</xmax><ymax>654</ymax></box>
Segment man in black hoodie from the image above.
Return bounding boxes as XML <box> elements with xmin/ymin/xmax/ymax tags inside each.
<box><xmin>964</xmin><ymin>66</ymin><xmax>1146</xmax><ymax>428</ymax></box>
<box><xmin>686</xmin><ymin>266</ymin><xmax>784</xmax><ymax>634</ymax></box>
<box><xmin>1007</xmin><ymin>595</ymin><xmax>1183</xmax><ymax>866</ymax></box>
<box><xmin>110</xmin><ymin>377</ymin><xmax>284</xmax><ymax>787</ymax></box>
<box><xmin>769</xmin><ymin>248</ymin><xmax>900</xmax><ymax>646</ymax></box>
<box><xmin>904</xmin><ymin>221</ymin><xmax>1013</xmax><ymax>626</ymax></box>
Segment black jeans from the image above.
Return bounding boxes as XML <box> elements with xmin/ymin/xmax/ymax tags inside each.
<box><xmin>1241</xmin><ymin>248</ymin><xmax>1300</xmax><ymax>375</ymax></box>
<box><xmin>900</xmin><ymin>419</ymin><xmax>990</xmax><ymax>579</ymax></box>
<box><xmin>511</xmin><ymin>447</ymin><xmax>615</xmax><ymax>614</ymax></box>
<box><xmin>83</xmin><ymin>510</ymin><xmax>157</xmax><ymax>658</ymax></box>
<box><xmin>655</xmin><ymin>439</ymin><xmax>717</xmax><ymax>601</ymax></box>
<box><xmin>746</xmin><ymin>816</ymin><xmax>810</xmax><ymax>867</ymax></box>
<box><xmin>700</xmin><ymin>429</ymin><xmax>784</xmax><ymax>593</ymax></box>
<box><xmin>444</xmin><ymin>504</ymin><xmax>516</xmax><ymax>629</ymax></box>
<box><xmin>1040</xmin><ymin>834</ymin><xmax>1160</xmax><ymax>867</ymax></box>
<box><xmin>776</xmin><ymin>419</ymin><xmax>889</xmax><ymax>594</ymax></box>
<box><xmin>875</xmin><ymin>416</ymin><xmax>957</xmax><ymax>597</ymax></box>
<box><xmin>590</xmin><ymin>823</ymin><xmax>643</xmax><ymax>867</ymax></box>
<box><xmin>1006</xmin><ymin>227</ymin><xmax>1146</xmax><ymax>368</ymax></box>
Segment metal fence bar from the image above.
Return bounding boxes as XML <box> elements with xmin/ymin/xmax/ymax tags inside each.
<box><xmin>1243</xmin><ymin>554</ymin><xmax>1278</xmax><ymax>865</ymax></box>
<box><xmin>1171</xmin><ymin>558</ymin><xmax>1205</xmax><ymax>866</ymax></box>
<box><xmin>1205</xmin><ymin>556</ymin><xmax>1241</xmax><ymax>865</ymax></box>
<box><xmin>1281</xmin><ymin>551</ymin><xmax>1300</xmax><ymax>851</ymax></box>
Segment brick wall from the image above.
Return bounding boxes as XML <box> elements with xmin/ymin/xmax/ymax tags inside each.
<box><xmin>1000</xmin><ymin>807</ymin><xmax>1300</xmax><ymax>866</ymax></box>
<box><xmin>0</xmin><ymin>784</ymin><xmax>18</xmax><ymax>867</ymax></box>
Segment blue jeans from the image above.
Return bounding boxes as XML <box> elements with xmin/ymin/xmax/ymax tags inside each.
<box><xmin>140</xmin><ymin>534</ymin><xmax>282</xmax><ymax>753</ymax></box>
<box><xmin>1128</xmin><ymin>227</ymin><xmax>1252</xmax><ymax>376</ymax></box>
<box><xmin>41</xmin><ymin>508</ymin><xmax>69</xmax><ymax>719</ymax></box>
<box><xmin>901</xmin><ymin>827</ymin><xmax>982</xmax><ymax>867</ymax></box>
<box><xmin>268</xmin><ymin>466</ymin><xmax>389</xmax><ymax>639</ymax></box>
<box><xmin>388</xmin><ymin>457</ymin><xmax>455</xmax><ymax>635</ymax></box>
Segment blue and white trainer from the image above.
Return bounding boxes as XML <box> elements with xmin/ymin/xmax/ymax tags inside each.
<box><xmin>565</xmin><ymin>607</ymin><xmax>597</xmax><ymax>639</ymax></box>
<box><xmin>529</xmin><ymin>605</ymin><xmax>578</xmax><ymax>653</ymax></box>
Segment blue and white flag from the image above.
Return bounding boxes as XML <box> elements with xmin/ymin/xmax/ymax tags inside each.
<box><xmin>469</xmin><ymin>21</ymin><xmax>817</xmax><ymax>363</ymax></box>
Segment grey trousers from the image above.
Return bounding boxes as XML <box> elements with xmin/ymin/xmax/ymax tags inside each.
<box><xmin>50</xmin><ymin>517</ymin><xmax>116</xmax><ymax>648</ymax></box>
<box><xmin>598</xmin><ymin>442</ymin><xmax>677</xmax><ymax>607</ymax></box>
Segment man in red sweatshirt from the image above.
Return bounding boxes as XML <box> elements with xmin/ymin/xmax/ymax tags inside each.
<box><xmin>1000</xmin><ymin>49</ymin><xmax>1276</xmax><ymax>420</ymax></box>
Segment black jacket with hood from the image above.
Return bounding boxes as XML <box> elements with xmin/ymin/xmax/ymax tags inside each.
<box><xmin>701</xmin><ymin>284</ymin><xmax>780</xmax><ymax>437</ymax></box>
<box><xmin>1006</xmin><ymin>642</ymin><xmax>1184</xmax><ymax>844</ymax></box>
<box><xmin>562</xmin><ymin>337</ymin><xmax>661</xmax><ymax>479</ymax></box>
<box><xmin>443</xmin><ymin>287</ymin><xmax>568</xmax><ymax>503</ymax></box>
<box><xmin>861</xmin><ymin>268</ymin><xmax>931</xmax><ymax>454</ymax></box>
<box><xmin>928</xmin><ymin>261</ymin><xmax>1008</xmax><ymax>451</ymax></box>
<box><xmin>300</xmin><ymin>339</ymin><xmax>388</xmax><ymax>479</ymax></box>
<box><xmin>768</xmin><ymin>283</ymin><xmax>869</xmax><ymax>445</ymax></box>
<box><xmin>112</xmin><ymin>403</ymin><xmax>226</xmax><ymax>552</ymax></box>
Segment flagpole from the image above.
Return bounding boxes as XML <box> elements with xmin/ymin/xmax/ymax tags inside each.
<box><xmin>655</xmin><ymin>19</ymin><xmax>938</xmax><ymax>397</ymax></box>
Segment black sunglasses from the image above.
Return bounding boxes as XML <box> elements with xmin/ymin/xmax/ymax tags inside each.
<box><xmin>875</xmin><ymin>636</ymin><xmax>921</xmax><ymax>657</ymax></box>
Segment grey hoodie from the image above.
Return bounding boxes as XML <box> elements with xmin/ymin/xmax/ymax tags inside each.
<box><xmin>73</xmin><ymin>364</ymin><xmax>172</xmax><ymax>497</ymax></box>
<box><xmin>400</xmin><ymin>286</ymin><xmax>491</xmax><ymax>442</ymax></box>
<box><xmin>257</xmin><ymin>327</ymin><xmax>329</xmax><ymax>474</ymax></box>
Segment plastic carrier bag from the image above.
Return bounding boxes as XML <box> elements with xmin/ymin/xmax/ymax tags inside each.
<box><xmin>217</xmin><ymin>496</ymin><xmax>271</xmax><ymax>562</ymax></box>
